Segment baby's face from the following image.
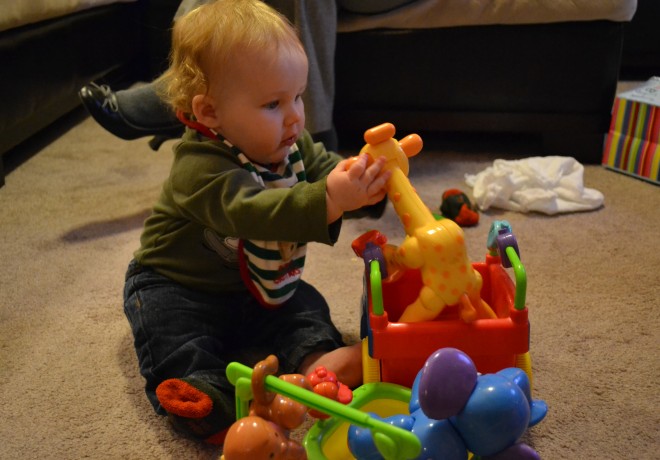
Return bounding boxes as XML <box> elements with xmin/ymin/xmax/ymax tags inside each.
<box><xmin>208</xmin><ymin>46</ymin><xmax>308</xmax><ymax>167</ymax></box>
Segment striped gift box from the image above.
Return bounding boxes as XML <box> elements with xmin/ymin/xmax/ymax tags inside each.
<box><xmin>602</xmin><ymin>77</ymin><xmax>660</xmax><ymax>184</ymax></box>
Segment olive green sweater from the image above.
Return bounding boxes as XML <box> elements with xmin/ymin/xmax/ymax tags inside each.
<box><xmin>134</xmin><ymin>129</ymin><xmax>343</xmax><ymax>294</ymax></box>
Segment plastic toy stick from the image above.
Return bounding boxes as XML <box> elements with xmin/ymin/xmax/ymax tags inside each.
<box><xmin>505</xmin><ymin>246</ymin><xmax>527</xmax><ymax>311</ymax></box>
<box><xmin>488</xmin><ymin>221</ymin><xmax>527</xmax><ymax>311</ymax></box>
<box><xmin>226</xmin><ymin>362</ymin><xmax>422</xmax><ymax>460</ymax></box>
<box><xmin>370</xmin><ymin>259</ymin><xmax>384</xmax><ymax>316</ymax></box>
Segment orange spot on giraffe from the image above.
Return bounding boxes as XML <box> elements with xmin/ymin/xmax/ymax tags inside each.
<box><xmin>402</xmin><ymin>213</ymin><xmax>412</xmax><ymax>228</ymax></box>
<box><xmin>392</xmin><ymin>192</ymin><xmax>401</xmax><ymax>202</ymax></box>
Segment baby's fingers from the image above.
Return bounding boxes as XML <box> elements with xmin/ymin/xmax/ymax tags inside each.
<box><xmin>345</xmin><ymin>154</ymin><xmax>368</xmax><ymax>177</ymax></box>
<box><xmin>370</xmin><ymin>168</ymin><xmax>391</xmax><ymax>190</ymax></box>
<box><xmin>359</xmin><ymin>156</ymin><xmax>387</xmax><ymax>184</ymax></box>
<box><xmin>366</xmin><ymin>189</ymin><xmax>388</xmax><ymax>205</ymax></box>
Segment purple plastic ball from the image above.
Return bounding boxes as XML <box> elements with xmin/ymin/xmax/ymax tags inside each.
<box><xmin>418</xmin><ymin>348</ymin><xmax>478</xmax><ymax>420</ymax></box>
<box><xmin>483</xmin><ymin>443</ymin><xmax>540</xmax><ymax>460</ymax></box>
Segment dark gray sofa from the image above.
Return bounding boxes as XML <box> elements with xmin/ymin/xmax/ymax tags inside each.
<box><xmin>1</xmin><ymin>0</ymin><xmax>657</xmax><ymax>187</ymax></box>
<box><xmin>0</xmin><ymin>0</ymin><xmax>180</xmax><ymax>186</ymax></box>
<box><xmin>333</xmin><ymin>1</ymin><xmax>658</xmax><ymax>164</ymax></box>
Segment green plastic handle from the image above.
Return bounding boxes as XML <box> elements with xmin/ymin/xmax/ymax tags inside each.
<box><xmin>370</xmin><ymin>259</ymin><xmax>384</xmax><ymax>316</ymax></box>
<box><xmin>226</xmin><ymin>362</ymin><xmax>421</xmax><ymax>460</ymax></box>
<box><xmin>505</xmin><ymin>246</ymin><xmax>527</xmax><ymax>311</ymax></box>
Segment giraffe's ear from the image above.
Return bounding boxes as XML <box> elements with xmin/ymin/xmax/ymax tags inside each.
<box><xmin>400</xmin><ymin>134</ymin><xmax>423</xmax><ymax>158</ymax></box>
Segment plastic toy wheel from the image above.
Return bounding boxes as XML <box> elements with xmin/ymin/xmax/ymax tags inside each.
<box><xmin>515</xmin><ymin>352</ymin><xmax>534</xmax><ymax>389</ymax></box>
<box><xmin>361</xmin><ymin>338</ymin><xmax>381</xmax><ymax>383</ymax></box>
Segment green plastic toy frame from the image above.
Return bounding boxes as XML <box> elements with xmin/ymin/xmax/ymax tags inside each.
<box><xmin>226</xmin><ymin>362</ymin><xmax>422</xmax><ymax>459</ymax></box>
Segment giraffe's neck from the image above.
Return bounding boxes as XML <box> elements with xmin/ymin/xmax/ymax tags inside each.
<box><xmin>387</xmin><ymin>168</ymin><xmax>435</xmax><ymax>236</ymax></box>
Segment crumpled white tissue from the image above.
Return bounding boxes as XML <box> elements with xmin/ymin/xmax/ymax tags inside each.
<box><xmin>465</xmin><ymin>156</ymin><xmax>604</xmax><ymax>215</ymax></box>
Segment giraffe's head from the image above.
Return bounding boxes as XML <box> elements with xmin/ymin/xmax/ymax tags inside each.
<box><xmin>359</xmin><ymin>123</ymin><xmax>423</xmax><ymax>176</ymax></box>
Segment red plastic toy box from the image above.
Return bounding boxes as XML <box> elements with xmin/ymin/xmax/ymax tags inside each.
<box><xmin>356</xmin><ymin>228</ymin><xmax>531</xmax><ymax>389</ymax></box>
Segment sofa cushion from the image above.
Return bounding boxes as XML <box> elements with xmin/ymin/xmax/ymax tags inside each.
<box><xmin>338</xmin><ymin>0</ymin><xmax>636</xmax><ymax>32</ymax></box>
<box><xmin>339</xmin><ymin>0</ymin><xmax>417</xmax><ymax>14</ymax></box>
<box><xmin>0</xmin><ymin>0</ymin><xmax>138</xmax><ymax>32</ymax></box>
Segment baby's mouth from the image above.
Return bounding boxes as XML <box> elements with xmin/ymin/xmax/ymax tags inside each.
<box><xmin>282</xmin><ymin>135</ymin><xmax>297</xmax><ymax>147</ymax></box>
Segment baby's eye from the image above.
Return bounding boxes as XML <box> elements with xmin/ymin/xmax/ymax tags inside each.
<box><xmin>264</xmin><ymin>100</ymin><xmax>279</xmax><ymax>110</ymax></box>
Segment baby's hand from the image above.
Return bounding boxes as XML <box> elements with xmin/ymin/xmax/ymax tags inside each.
<box><xmin>326</xmin><ymin>154</ymin><xmax>390</xmax><ymax>223</ymax></box>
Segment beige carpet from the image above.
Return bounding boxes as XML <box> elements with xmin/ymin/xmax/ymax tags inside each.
<box><xmin>1</xmin><ymin>111</ymin><xmax>658</xmax><ymax>459</ymax></box>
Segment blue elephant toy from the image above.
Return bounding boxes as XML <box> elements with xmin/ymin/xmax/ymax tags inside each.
<box><xmin>348</xmin><ymin>348</ymin><xmax>547</xmax><ymax>460</ymax></box>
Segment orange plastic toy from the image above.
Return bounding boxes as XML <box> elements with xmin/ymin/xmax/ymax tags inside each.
<box><xmin>221</xmin><ymin>355</ymin><xmax>310</xmax><ymax>460</ymax></box>
<box><xmin>352</xmin><ymin>122</ymin><xmax>494</xmax><ymax>323</ymax></box>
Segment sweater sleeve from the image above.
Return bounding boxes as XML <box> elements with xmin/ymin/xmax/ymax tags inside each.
<box><xmin>166</xmin><ymin>136</ymin><xmax>339</xmax><ymax>245</ymax></box>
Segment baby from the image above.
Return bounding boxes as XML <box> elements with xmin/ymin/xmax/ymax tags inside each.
<box><xmin>122</xmin><ymin>0</ymin><xmax>390</xmax><ymax>444</ymax></box>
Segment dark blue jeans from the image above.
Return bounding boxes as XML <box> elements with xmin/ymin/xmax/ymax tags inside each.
<box><xmin>123</xmin><ymin>260</ymin><xmax>345</xmax><ymax>418</ymax></box>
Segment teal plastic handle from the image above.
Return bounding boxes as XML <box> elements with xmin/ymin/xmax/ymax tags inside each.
<box><xmin>226</xmin><ymin>361</ymin><xmax>421</xmax><ymax>460</ymax></box>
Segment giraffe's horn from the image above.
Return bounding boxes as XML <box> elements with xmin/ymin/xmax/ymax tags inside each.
<box><xmin>364</xmin><ymin>122</ymin><xmax>396</xmax><ymax>144</ymax></box>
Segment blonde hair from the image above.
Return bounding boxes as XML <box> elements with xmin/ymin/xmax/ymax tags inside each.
<box><xmin>158</xmin><ymin>0</ymin><xmax>305</xmax><ymax>114</ymax></box>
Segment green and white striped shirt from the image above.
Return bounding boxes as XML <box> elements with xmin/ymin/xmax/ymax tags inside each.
<box><xmin>233</xmin><ymin>142</ymin><xmax>308</xmax><ymax>306</ymax></box>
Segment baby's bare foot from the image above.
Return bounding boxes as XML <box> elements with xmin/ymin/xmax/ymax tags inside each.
<box><xmin>299</xmin><ymin>343</ymin><xmax>363</xmax><ymax>388</ymax></box>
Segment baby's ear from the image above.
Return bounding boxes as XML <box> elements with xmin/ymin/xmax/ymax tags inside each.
<box><xmin>191</xmin><ymin>94</ymin><xmax>219</xmax><ymax>127</ymax></box>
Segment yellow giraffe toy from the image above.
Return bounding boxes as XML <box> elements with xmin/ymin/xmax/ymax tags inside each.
<box><xmin>356</xmin><ymin>123</ymin><xmax>496</xmax><ymax>323</ymax></box>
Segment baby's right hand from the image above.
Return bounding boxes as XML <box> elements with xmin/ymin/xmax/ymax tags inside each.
<box><xmin>325</xmin><ymin>154</ymin><xmax>390</xmax><ymax>223</ymax></box>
